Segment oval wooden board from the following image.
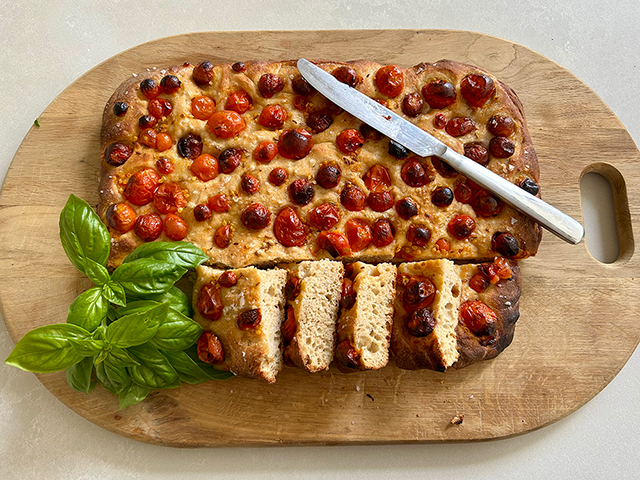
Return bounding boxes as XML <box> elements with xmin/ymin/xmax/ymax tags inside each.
<box><xmin>1</xmin><ymin>30</ymin><xmax>638</xmax><ymax>447</ymax></box>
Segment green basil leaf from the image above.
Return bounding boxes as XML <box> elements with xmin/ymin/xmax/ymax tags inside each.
<box><xmin>105</xmin><ymin>302</ymin><xmax>168</xmax><ymax>348</ymax></box>
<box><xmin>59</xmin><ymin>195</ymin><xmax>110</xmax><ymax>274</ymax></box>
<box><xmin>107</xmin><ymin>346</ymin><xmax>140</xmax><ymax>367</ymax></box>
<box><xmin>184</xmin><ymin>344</ymin><xmax>235</xmax><ymax>380</ymax></box>
<box><xmin>68</xmin><ymin>338</ymin><xmax>105</xmax><ymax>357</ymax></box>
<box><xmin>94</xmin><ymin>360</ymin><xmax>116</xmax><ymax>394</ymax></box>
<box><xmin>118</xmin><ymin>383</ymin><xmax>150</xmax><ymax>409</ymax></box>
<box><xmin>112</xmin><ymin>300</ymin><xmax>161</xmax><ymax>318</ymax></box>
<box><xmin>84</xmin><ymin>258</ymin><xmax>110</xmax><ymax>285</ymax></box>
<box><xmin>94</xmin><ymin>347</ymin><xmax>109</xmax><ymax>364</ymax></box>
<box><xmin>127</xmin><ymin>343</ymin><xmax>181</xmax><ymax>389</ymax></box>
<box><xmin>67</xmin><ymin>286</ymin><xmax>108</xmax><ymax>332</ymax></box>
<box><xmin>123</xmin><ymin>241</ymin><xmax>208</xmax><ymax>269</ymax></box>
<box><xmin>66</xmin><ymin>357</ymin><xmax>96</xmax><ymax>394</ymax></box>
<box><xmin>150</xmin><ymin>310</ymin><xmax>202</xmax><ymax>351</ymax></box>
<box><xmin>111</xmin><ymin>259</ymin><xmax>187</xmax><ymax>298</ymax></box>
<box><xmin>92</xmin><ymin>324</ymin><xmax>107</xmax><ymax>341</ymax></box>
<box><xmin>159</xmin><ymin>349</ymin><xmax>218</xmax><ymax>384</ymax></box>
<box><xmin>106</xmin><ymin>305</ymin><xmax>118</xmax><ymax>323</ymax></box>
<box><xmin>101</xmin><ymin>357</ymin><xmax>132</xmax><ymax>394</ymax></box>
<box><xmin>102</xmin><ymin>282</ymin><xmax>126</xmax><ymax>307</ymax></box>
<box><xmin>5</xmin><ymin>324</ymin><xmax>89</xmax><ymax>373</ymax></box>
<box><xmin>150</xmin><ymin>286</ymin><xmax>192</xmax><ymax>317</ymax></box>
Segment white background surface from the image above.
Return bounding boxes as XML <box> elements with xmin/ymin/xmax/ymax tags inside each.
<box><xmin>1</xmin><ymin>1</ymin><xmax>638</xmax><ymax>478</ymax></box>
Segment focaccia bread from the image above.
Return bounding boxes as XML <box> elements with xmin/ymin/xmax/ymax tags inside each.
<box><xmin>280</xmin><ymin>259</ymin><xmax>343</xmax><ymax>372</ymax></box>
<box><xmin>391</xmin><ymin>259</ymin><xmax>462</xmax><ymax>371</ymax></box>
<box><xmin>453</xmin><ymin>259</ymin><xmax>521</xmax><ymax>369</ymax></box>
<box><xmin>98</xmin><ymin>58</ymin><xmax>542</xmax><ymax>269</ymax></box>
<box><xmin>390</xmin><ymin>257</ymin><xmax>520</xmax><ymax>371</ymax></box>
<box><xmin>192</xmin><ymin>265</ymin><xmax>287</xmax><ymax>383</ymax></box>
<box><xmin>334</xmin><ymin>262</ymin><xmax>397</xmax><ymax>372</ymax></box>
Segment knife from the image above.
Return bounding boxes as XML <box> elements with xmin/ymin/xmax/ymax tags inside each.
<box><xmin>297</xmin><ymin>58</ymin><xmax>584</xmax><ymax>245</ymax></box>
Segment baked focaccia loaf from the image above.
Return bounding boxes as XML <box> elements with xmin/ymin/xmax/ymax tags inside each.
<box><xmin>390</xmin><ymin>257</ymin><xmax>520</xmax><ymax>371</ymax></box>
<box><xmin>280</xmin><ymin>260</ymin><xmax>343</xmax><ymax>372</ymax></box>
<box><xmin>192</xmin><ymin>265</ymin><xmax>287</xmax><ymax>383</ymax></box>
<box><xmin>334</xmin><ymin>262</ymin><xmax>397</xmax><ymax>372</ymax></box>
<box><xmin>98</xmin><ymin>59</ymin><xmax>542</xmax><ymax>269</ymax></box>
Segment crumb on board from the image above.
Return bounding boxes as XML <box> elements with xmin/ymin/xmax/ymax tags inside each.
<box><xmin>450</xmin><ymin>414</ymin><xmax>464</xmax><ymax>425</ymax></box>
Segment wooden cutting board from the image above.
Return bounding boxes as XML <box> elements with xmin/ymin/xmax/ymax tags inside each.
<box><xmin>1</xmin><ymin>30</ymin><xmax>638</xmax><ymax>447</ymax></box>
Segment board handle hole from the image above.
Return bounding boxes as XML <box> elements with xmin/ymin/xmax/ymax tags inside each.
<box><xmin>580</xmin><ymin>164</ymin><xmax>634</xmax><ymax>264</ymax></box>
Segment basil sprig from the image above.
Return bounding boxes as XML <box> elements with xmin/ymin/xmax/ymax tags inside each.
<box><xmin>5</xmin><ymin>194</ymin><xmax>233</xmax><ymax>410</ymax></box>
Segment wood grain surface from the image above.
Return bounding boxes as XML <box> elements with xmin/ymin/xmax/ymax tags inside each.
<box><xmin>0</xmin><ymin>30</ymin><xmax>638</xmax><ymax>447</ymax></box>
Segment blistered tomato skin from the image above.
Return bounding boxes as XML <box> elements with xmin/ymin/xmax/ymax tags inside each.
<box><xmin>140</xmin><ymin>78</ymin><xmax>160</xmax><ymax>99</ymax></box>
<box><xmin>156</xmin><ymin>157</ymin><xmax>174</xmax><ymax>175</ymax></box>
<box><xmin>238</xmin><ymin>309</ymin><xmax>262</xmax><ymax>330</ymax></box>
<box><xmin>422</xmin><ymin>80</ymin><xmax>456</xmax><ymax>109</ymax></box>
<box><xmin>431</xmin><ymin>186</ymin><xmax>454</xmax><ymax>207</ymax></box>
<box><xmin>104</xmin><ymin>143</ymin><xmax>133</xmax><ymax>166</ymax></box>
<box><xmin>241</xmin><ymin>203</ymin><xmax>271</xmax><ymax>230</ymax></box>
<box><xmin>138</xmin><ymin>128</ymin><xmax>157</xmax><ymax>148</ymax></box>
<box><xmin>460</xmin><ymin>74</ymin><xmax>496</xmax><ymax>108</ymax></box>
<box><xmin>336</xmin><ymin>129</ymin><xmax>365</xmax><ymax>154</ymax></box>
<box><xmin>464</xmin><ymin>143</ymin><xmax>489</xmax><ymax>166</ymax></box>
<box><xmin>253</xmin><ymin>141</ymin><xmax>278</xmax><ymax>163</ymax></box>
<box><xmin>138</xmin><ymin>115</ymin><xmax>157</xmax><ymax>129</ymax></box>
<box><xmin>448</xmin><ymin>215</ymin><xmax>476</xmax><ymax>240</ymax></box>
<box><xmin>194</xmin><ymin>203</ymin><xmax>212</xmax><ymax>222</ymax></box>
<box><xmin>460</xmin><ymin>300</ymin><xmax>498</xmax><ymax>337</ymax></box>
<box><xmin>231</xmin><ymin>61</ymin><xmax>246</xmax><ymax>73</ymax></box>
<box><xmin>402</xmin><ymin>93</ymin><xmax>424</xmax><ymax>117</ymax></box>
<box><xmin>190</xmin><ymin>154</ymin><xmax>219</xmax><ymax>182</ymax></box>
<box><xmin>106</xmin><ymin>203</ymin><xmax>136</xmax><ymax>233</ymax></box>
<box><xmin>492</xmin><ymin>232</ymin><xmax>520</xmax><ymax>258</ymax></box>
<box><xmin>375</xmin><ymin>65</ymin><xmax>404</xmax><ymax>98</ymax></box>
<box><xmin>207</xmin><ymin>111</ymin><xmax>246</xmax><ymax>139</ymax></box>
<box><xmin>332</xmin><ymin>66</ymin><xmax>360</xmax><ymax>87</ymax></box>
<box><xmin>124</xmin><ymin>168</ymin><xmax>160</xmax><ymax>206</ymax></box>
<box><xmin>335</xmin><ymin>340</ymin><xmax>359</xmax><ymax>369</ymax></box>
<box><xmin>258</xmin><ymin>104</ymin><xmax>288</xmax><ymax>129</ymax></box>
<box><xmin>225</xmin><ymin>90</ymin><xmax>252</xmax><ymax>114</ymax></box>
<box><xmin>177</xmin><ymin>133</ymin><xmax>203</xmax><ymax>160</ymax></box>
<box><xmin>197</xmin><ymin>284</ymin><xmax>224</xmax><ymax>321</ymax></box>
<box><xmin>134</xmin><ymin>213</ymin><xmax>163</xmax><ymax>241</ymax></box>
<box><xmin>309</xmin><ymin>203</ymin><xmax>340</xmax><ymax>230</ymax></box>
<box><xmin>113</xmin><ymin>102</ymin><xmax>128</xmax><ymax>116</ymax></box>
<box><xmin>488</xmin><ymin>115</ymin><xmax>515</xmax><ymax>137</ymax></box>
<box><xmin>489</xmin><ymin>136</ymin><xmax>515</xmax><ymax>158</ymax></box>
<box><xmin>363</xmin><ymin>165</ymin><xmax>392</xmax><ymax>192</ymax></box>
<box><xmin>306</xmin><ymin>109</ymin><xmax>333</xmax><ymax>133</ymax></box>
<box><xmin>317</xmin><ymin>231</ymin><xmax>352</xmax><ymax>257</ymax></box>
<box><xmin>274</xmin><ymin>207</ymin><xmax>307</xmax><ymax>247</ymax></box>
<box><xmin>164</xmin><ymin>214</ymin><xmax>188</xmax><ymax>240</ymax></box>
<box><xmin>367</xmin><ymin>191</ymin><xmax>394</xmax><ymax>212</ymax></box>
<box><xmin>241</xmin><ymin>174</ymin><xmax>260</xmax><ymax>195</ymax></box>
<box><xmin>193</xmin><ymin>61</ymin><xmax>215</xmax><ymax>86</ymax></box>
<box><xmin>191</xmin><ymin>96</ymin><xmax>216</xmax><ymax>120</ymax></box>
<box><xmin>407</xmin><ymin>225</ymin><xmax>431</xmax><ymax>247</ymax></box>
<box><xmin>278</xmin><ymin>129</ymin><xmax>313</xmax><ymax>160</ymax></box>
<box><xmin>214</xmin><ymin>225</ymin><xmax>233</xmax><ymax>248</ymax></box>
<box><xmin>258</xmin><ymin>73</ymin><xmax>284</xmax><ymax>98</ymax></box>
<box><xmin>372</xmin><ymin>219</ymin><xmax>395</xmax><ymax>247</ymax></box>
<box><xmin>268</xmin><ymin>167</ymin><xmax>287</xmax><ymax>186</ymax></box>
<box><xmin>197</xmin><ymin>332</ymin><xmax>224</xmax><ymax>365</ymax></box>
<box><xmin>208</xmin><ymin>194</ymin><xmax>230</xmax><ymax>213</ymax></box>
<box><xmin>153</xmin><ymin>182</ymin><xmax>187</xmax><ymax>214</ymax></box>
<box><xmin>292</xmin><ymin>75</ymin><xmax>315</xmax><ymax>95</ymax></box>
<box><xmin>316</xmin><ymin>163</ymin><xmax>341</xmax><ymax>189</ymax></box>
<box><xmin>446</xmin><ymin>117</ymin><xmax>476</xmax><ymax>137</ymax></box>
<box><xmin>288</xmin><ymin>179</ymin><xmax>315</xmax><ymax>206</ymax></box>
<box><xmin>149</xmin><ymin>98</ymin><xmax>173</xmax><ymax>118</ymax></box>
<box><xmin>396</xmin><ymin>198</ymin><xmax>419</xmax><ymax>220</ymax></box>
<box><xmin>218</xmin><ymin>148</ymin><xmax>242</xmax><ymax>174</ymax></box>
<box><xmin>340</xmin><ymin>185</ymin><xmax>366</xmax><ymax>211</ymax></box>
<box><xmin>519</xmin><ymin>178</ymin><xmax>540</xmax><ymax>196</ymax></box>
<box><xmin>402</xmin><ymin>277</ymin><xmax>436</xmax><ymax>311</ymax></box>
<box><xmin>401</xmin><ymin>158</ymin><xmax>433</xmax><ymax>187</ymax></box>
<box><xmin>407</xmin><ymin>308</ymin><xmax>436</xmax><ymax>337</ymax></box>
<box><xmin>218</xmin><ymin>271</ymin><xmax>238</xmax><ymax>288</ymax></box>
<box><xmin>160</xmin><ymin>75</ymin><xmax>181</xmax><ymax>94</ymax></box>
<box><xmin>345</xmin><ymin>219</ymin><xmax>373</xmax><ymax>252</ymax></box>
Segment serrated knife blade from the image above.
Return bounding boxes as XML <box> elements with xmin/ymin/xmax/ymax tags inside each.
<box><xmin>297</xmin><ymin>58</ymin><xmax>584</xmax><ymax>244</ymax></box>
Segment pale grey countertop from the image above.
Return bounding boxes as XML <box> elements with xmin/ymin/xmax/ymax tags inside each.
<box><xmin>1</xmin><ymin>1</ymin><xmax>638</xmax><ymax>479</ymax></box>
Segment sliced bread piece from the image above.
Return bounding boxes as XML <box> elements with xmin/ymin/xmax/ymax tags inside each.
<box><xmin>192</xmin><ymin>265</ymin><xmax>287</xmax><ymax>383</ymax></box>
<box><xmin>453</xmin><ymin>258</ymin><xmax>521</xmax><ymax>369</ymax></box>
<box><xmin>391</xmin><ymin>259</ymin><xmax>462</xmax><ymax>371</ymax></box>
<box><xmin>280</xmin><ymin>260</ymin><xmax>344</xmax><ymax>372</ymax></box>
<box><xmin>334</xmin><ymin>262</ymin><xmax>397</xmax><ymax>372</ymax></box>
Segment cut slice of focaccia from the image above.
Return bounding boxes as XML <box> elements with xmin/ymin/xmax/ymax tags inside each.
<box><xmin>280</xmin><ymin>259</ymin><xmax>343</xmax><ymax>372</ymax></box>
<box><xmin>391</xmin><ymin>259</ymin><xmax>462</xmax><ymax>371</ymax></box>
<box><xmin>192</xmin><ymin>264</ymin><xmax>287</xmax><ymax>383</ymax></box>
<box><xmin>334</xmin><ymin>262</ymin><xmax>397</xmax><ymax>372</ymax></box>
